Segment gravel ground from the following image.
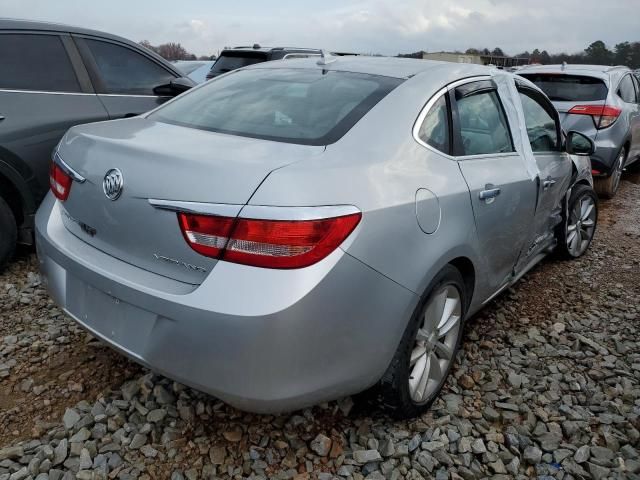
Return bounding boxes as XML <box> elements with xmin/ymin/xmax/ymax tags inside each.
<box><xmin>1</xmin><ymin>173</ymin><xmax>639</xmax><ymax>480</ymax></box>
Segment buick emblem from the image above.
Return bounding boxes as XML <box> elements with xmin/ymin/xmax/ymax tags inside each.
<box><xmin>103</xmin><ymin>169</ymin><xmax>124</xmax><ymax>201</ymax></box>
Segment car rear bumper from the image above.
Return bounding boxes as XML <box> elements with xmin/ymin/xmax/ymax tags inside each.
<box><xmin>35</xmin><ymin>194</ymin><xmax>418</xmax><ymax>413</ymax></box>
<box><xmin>590</xmin><ymin>130</ymin><xmax>626</xmax><ymax>176</ymax></box>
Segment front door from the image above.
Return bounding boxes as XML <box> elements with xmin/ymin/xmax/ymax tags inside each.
<box><xmin>73</xmin><ymin>37</ymin><xmax>177</xmax><ymax>118</ymax></box>
<box><xmin>452</xmin><ymin>80</ymin><xmax>538</xmax><ymax>292</ymax></box>
<box><xmin>516</xmin><ymin>85</ymin><xmax>572</xmax><ymax>269</ymax></box>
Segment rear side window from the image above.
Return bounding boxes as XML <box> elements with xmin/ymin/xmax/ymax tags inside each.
<box><xmin>85</xmin><ymin>39</ymin><xmax>175</xmax><ymax>95</ymax></box>
<box><xmin>617</xmin><ymin>75</ymin><xmax>637</xmax><ymax>103</ymax></box>
<box><xmin>519</xmin><ymin>74</ymin><xmax>608</xmax><ymax>102</ymax></box>
<box><xmin>150</xmin><ymin>69</ymin><xmax>402</xmax><ymax>145</ymax></box>
<box><xmin>209</xmin><ymin>52</ymin><xmax>268</xmax><ymax>76</ymax></box>
<box><xmin>518</xmin><ymin>91</ymin><xmax>560</xmax><ymax>152</ymax></box>
<box><xmin>417</xmin><ymin>95</ymin><xmax>450</xmax><ymax>154</ymax></box>
<box><xmin>454</xmin><ymin>89</ymin><xmax>514</xmax><ymax>156</ymax></box>
<box><xmin>0</xmin><ymin>34</ymin><xmax>80</xmax><ymax>92</ymax></box>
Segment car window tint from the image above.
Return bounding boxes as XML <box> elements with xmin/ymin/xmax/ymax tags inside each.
<box><xmin>518</xmin><ymin>92</ymin><xmax>559</xmax><ymax>152</ymax></box>
<box><xmin>418</xmin><ymin>95</ymin><xmax>449</xmax><ymax>154</ymax></box>
<box><xmin>455</xmin><ymin>90</ymin><xmax>513</xmax><ymax>156</ymax></box>
<box><xmin>618</xmin><ymin>75</ymin><xmax>636</xmax><ymax>103</ymax></box>
<box><xmin>85</xmin><ymin>39</ymin><xmax>175</xmax><ymax>95</ymax></box>
<box><xmin>0</xmin><ymin>34</ymin><xmax>80</xmax><ymax>92</ymax></box>
<box><xmin>150</xmin><ymin>69</ymin><xmax>403</xmax><ymax>146</ymax></box>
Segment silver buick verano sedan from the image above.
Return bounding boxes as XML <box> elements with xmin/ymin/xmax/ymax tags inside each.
<box><xmin>36</xmin><ymin>57</ymin><xmax>598</xmax><ymax>417</ymax></box>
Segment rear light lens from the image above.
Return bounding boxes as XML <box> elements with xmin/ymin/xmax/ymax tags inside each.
<box><xmin>178</xmin><ymin>213</ymin><xmax>235</xmax><ymax>258</ymax></box>
<box><xmin>568</xmin><ymin>104</ymin><xmax>621</xmax><ymax>129</ymax></box>
<box><xmin>591</xmin><ymin>169</ymin><xmax>601</xmax><ymax>175</ymax></box>
<box><xmin>49</xmin><ymin>161</ymin><xmax>73</xmax><ymax>201</ymax></box>
<box><xmin>178</xmin><ymin>212</ymin><xmax>362</xmax><ymax>269</ymax></box>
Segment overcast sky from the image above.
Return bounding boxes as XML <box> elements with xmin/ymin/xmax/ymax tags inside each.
<box><xmin>1</xmin><ymin>0</ymin><xmax>636</xmax><ymax>57</ymax></box>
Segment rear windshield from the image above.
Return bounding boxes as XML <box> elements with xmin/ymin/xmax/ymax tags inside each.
<box><xmin>150</xmin><ymin>68</ymin><xmax>403</xmax><ymax>145</ymax></box>
<box><xmin>519</xmin><ymin>74</ymin><xmax>608</xmax><ymax>102</ymax></box>
<box><xmin>208</xmin><ymin>52</ymin><xmax>268</xmax><ymax>76</ymax></box>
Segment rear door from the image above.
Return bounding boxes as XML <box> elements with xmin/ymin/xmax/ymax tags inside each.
<box><xmin>618</xmin><ymin>74</ymin><xmax>640</xmax><ymax>162</ymax></box>
<box><xmin>73</xmin><ymin>36</ymin><xmax>178</xmax><ymax>118</ymax></box>
<box><xmin>0</xmin><ymin>31</ymin><xmax>108</xmax><ymax>203</ymax></box>
<box><xmin>453</xmin><ymin>79</ymin><xmax>538</xmax><ymax>292</ymax></box>
<box><xmin>516</xmin><ymin>85</ymin><xmax>572</xmax><ymax>267</ymax></box>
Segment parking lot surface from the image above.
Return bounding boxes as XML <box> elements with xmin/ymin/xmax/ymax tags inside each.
<box><xmin>1</xmin><ymin>173</ymin><xmax>639</xmax><ymax>480</ymax></box>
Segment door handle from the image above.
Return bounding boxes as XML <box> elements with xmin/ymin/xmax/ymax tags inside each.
<box><xmin>0</xmin><ymin>115</ymin><xmax>5</xmax><ymax>122</ymax></box>
<box><xmin>479</xmin><ymin>186</ymin><xmax>501</xmax><ymax>202</ymax></box>
<box><xmin>543</xmin><ymin>178</ymin><xmax>556</xmax><ymax>190</ymax></box>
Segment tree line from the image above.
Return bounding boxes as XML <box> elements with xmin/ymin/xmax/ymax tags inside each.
<box><xmin>464</xmin><ymin>41</ymin><xmax>640</xmax><ymax>69</ymax></box>
<box><xmin>139</xmin><ymin>40</ymin><xmax>215</xmax><ymax>61</ymax></box>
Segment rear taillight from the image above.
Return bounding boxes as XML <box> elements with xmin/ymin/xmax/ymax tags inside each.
<box><xmin>49</xmin><ymin>161</ymin><xmax>73</xmax><ymax>201</ymax></box>
<box><xmin>568</xmin><ymin>104</ymin><xmax>621</xmax><ymax>129</ymax></box>
<box><xmin>178</xmin><ymin>212</ymin><xmax>361</xmax><ymax>269</ymax></box>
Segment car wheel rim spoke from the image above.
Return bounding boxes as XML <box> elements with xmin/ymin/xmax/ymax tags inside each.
<box><xmin>410</xmin><ymin>345</ymin><xmax>427</xmax><ymax>366</ymax></box>
<box><xmin>423</xmin><ymin>289</ymin><xmax>447</xmax><ymax>331</ymax></box>
<box><xmin>434</xmin><ymin>340</ymin><xmax>454</xmax><ymax>360</ymax></box>
<box><xmin>409</xmin><ymin>284</ymin><xmax>461</xmax><ymax>403</ymax></box>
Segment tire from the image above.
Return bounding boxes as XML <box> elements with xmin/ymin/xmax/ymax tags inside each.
<box><xmin>557</xmin><ymin>184</ymin><xmax>598</xmax><ymax>259</ymax></box>
<box><xmin>374</xmin><ymin>265</ymin><xmax>466</xmax><ymax>419</ymax></box>
<box><xmin>0</xmin><ymin>196</ymin><xmax>17</xmax><ymax>273</ymax></box>
<box><xmin>594</xmin><ymin>146</ymin><xmax>626</xmax><ymax>199</ymax></box>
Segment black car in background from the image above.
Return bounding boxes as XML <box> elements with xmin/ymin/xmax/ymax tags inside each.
<box><xmin>0</xmin><ymin>19</ymin><xmax>194</xmax><ymax>271</ymax></box>
<box><xmin>206</xmin><ymin>45</ymin><xmax>322</xmax><ymax>80</ymax></box>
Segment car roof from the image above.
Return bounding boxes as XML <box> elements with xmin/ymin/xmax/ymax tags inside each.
<box><xmin>223</xmin><ymin>46</ymin><xmax>322</xmax><ymax>54</ymax></box>
<box><xmin>245</xmin><ymin>55</ymin><xmax>493</xmax><ymax>79</ymax></box>
<box><xmin>0</xmin><ymin>18</ymin><xmax>183</xmax><ymax>75</ymax></box>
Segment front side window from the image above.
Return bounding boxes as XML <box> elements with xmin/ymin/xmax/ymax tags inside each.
<box><xmin>0</xmin><ymin>34</ymin><xmax>80</xmax><ymax>92</ymax></box>
<box><xmin>518</xmin><ymin>91</ymin><xmax>560</xmax><ymax>152</ymax></box>
<box><xmin>417</xmin><ymin>95</ymin><xmax>449</xmax><ymax>154</ymax></box>
<box><xmin>454</xmin><ymin>89</ymin><xmax>514</xmax><ymax>156</ymax></box>
<box><xmin>618</xmin><ymin>75</ymin><xmax>637</xmax><ymax>103</ymax></box>
<box><xmin>85</xmin><ymin>39</ymin><xmax>175</xmax><ymax>95</ymax></box>
<box><xmin>150</xmin><ymin>69</ymin><xmax>403</xmax><ymax>145</ymax></box>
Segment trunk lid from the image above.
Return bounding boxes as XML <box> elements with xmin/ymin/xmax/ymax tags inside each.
<box><xmin>57</xmin><ymin>117</ymin><xmax>323</xmax><ymax>284</ymax></box>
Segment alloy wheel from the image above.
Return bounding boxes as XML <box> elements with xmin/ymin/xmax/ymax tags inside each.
<box><xmin>409</xmin><ymin>285</ymin><xmax>462</xmax><ymax>403</ymax></box>
<box><xmin>566</xmin><ymin>194</ymin><xmax>597</xmax><ymax>257</ymax></box>
<box><xmin>612</xmin><ymin>150</ymin><xmax>625</xmax><ymax>193</ymax></box>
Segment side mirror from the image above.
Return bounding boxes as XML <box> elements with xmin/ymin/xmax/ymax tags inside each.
<box><xmin>565</xmin><ymin>130</ymin><xmax>595</xmax><ymax>156</ymax></box>
<box><xmin>153</xmin><ymin>77</ymin><xmax>194</xmax><ymax>97</ymax></box>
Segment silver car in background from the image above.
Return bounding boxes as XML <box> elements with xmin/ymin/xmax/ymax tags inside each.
<box><xmin>37</xmin><ymin>57</ymin><xmax>597</xmax><ymax>417</ymax></box>
<box><xmin>519</xmin><ymin>64</ymin><xmax>640</xmax><ymax>198</ymax></box>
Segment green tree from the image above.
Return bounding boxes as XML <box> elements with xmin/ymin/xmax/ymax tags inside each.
<box><xmin>584</xmin><ymin>40</ymin><xmax>613</xmax><ymax>65</ymax></box>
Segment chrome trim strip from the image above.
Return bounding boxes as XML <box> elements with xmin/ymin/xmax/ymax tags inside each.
<box><xmin>0</xmin><ymin>89</ymin><xmax>169</xmax><ymax>99</ymax></box>
<box><xmin>0</xmin><ymin>88</ymin><xmax>94</xmax><ymax>96</ymax></box>
<box><xmin>148</xmin><ymin>200</ymin><xmax>361</xmax><ymax>221</ymax></box>
<box><xmin>148</xmin><ymin>199</ymin><xmax>243</xmax><ymax>217</ymax></box>
<box><xmin>53</xmin><ymin>151</ymin><xmax>86</xmax><ymax>183</ymax></box>
<box><xmin>98</xmin><ymin>93</ymin><xmax>172</xmax><ymax>98</ymax></box>
<box><xmin>239</xmin><ymin>205</ymin><xmax>361</xmax><ymax>221</ymax></box>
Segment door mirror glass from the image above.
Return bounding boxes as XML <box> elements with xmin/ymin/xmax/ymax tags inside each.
<box><xmin>153</xmin><ymin>77</ymin><xmax>194</xmax><ymax>97</ymax></box>
<box><xmin>565</xmin><ymin>131</ymin><xmax>595</xmax><ymax>156</ymax></box>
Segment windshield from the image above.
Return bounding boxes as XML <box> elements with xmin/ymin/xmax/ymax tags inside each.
<box><xmin>519</xmin><ymin>74</ymin><xmax>608</xmax><ymax>102</ymax></box>
<box><xmin>208</xmin><ymin>52</ymin><xmax>268</xmax><ymax>77</ymax></box>
<box><xmin>150</xmin><ymin>68</ymin><xmax>403</xmax><ymax>145</ymax></box>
